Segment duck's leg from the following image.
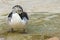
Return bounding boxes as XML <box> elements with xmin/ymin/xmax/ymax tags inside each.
<box><xmin>8</xmin><ymin>28</ymin><xmax>15</xmax><ymax>33</ymax></box>
<box><xmin>19</xmin><ymin>29</ymin><xmax>27</xmax><ymax>34</ymax></box>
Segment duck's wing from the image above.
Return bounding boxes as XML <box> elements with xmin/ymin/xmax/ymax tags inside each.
<box><xmin>19</xmin><ymin>12</ymin><xmax>29</xmax><ymax>20</ymax></box>
<box><xmin>8</xmin><ymin>12</ymin><xmax>12</xmax><ymax>21</ymax></box>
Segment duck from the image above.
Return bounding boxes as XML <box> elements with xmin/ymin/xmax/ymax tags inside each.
<box><xmin>8</xmin><ymin>5</ymin><xmax>29</xmax><ymax>33</ymax></box>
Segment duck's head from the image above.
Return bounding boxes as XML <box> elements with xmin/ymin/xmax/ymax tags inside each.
<box><xmin>12</xmin><ymin>5</ymin><xmax>23</xmax><ymax>14</ymax></box>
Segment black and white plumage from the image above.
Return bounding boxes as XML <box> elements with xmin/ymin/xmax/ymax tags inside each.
<box><xmin>8</xmin><ymin>5</ymin><xmax>29</xmax><ymax>32</ymax></box>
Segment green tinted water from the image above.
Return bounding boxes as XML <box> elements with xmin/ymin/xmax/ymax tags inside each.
<box><xmin>0</xmin><ymin>12</ymin><xmax>60</xmax><ymax>40</ymax></box>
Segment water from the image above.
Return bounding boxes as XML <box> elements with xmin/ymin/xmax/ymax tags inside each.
<box><xmin>0</xmin><ymin>12</ymin><xmax>60</xmax><ymax>40</ymax></box>
<box><xmin>28</xmin><ymin>13</ymin><xmax>60</xmax><ymax>35</ymax></box>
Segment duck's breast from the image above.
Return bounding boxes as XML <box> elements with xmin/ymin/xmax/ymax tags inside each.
<box><xmin>10</xmin><ymin>13</ymin><xmax>22</xmax><ymax>25</ymax></box>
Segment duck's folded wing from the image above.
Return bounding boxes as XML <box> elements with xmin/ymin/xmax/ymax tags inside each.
<box><xmin>23</xmin><ymin>12</ymin><xmax>29</xmax><ymax>20</ymax></box>
<box><xmin>8</xmin><ymin>12</ymin><xmax>12</xmax><ymax>22</ymax></box>
<box><xmin>19</xmin><ymin>12</ymin><xmax>29</xmax><ymax>20</ymax></box>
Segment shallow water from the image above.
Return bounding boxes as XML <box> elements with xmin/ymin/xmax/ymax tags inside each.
<box><xmin>0</xmin><ymin>12</ymin><xmax>60</xmax><ymax>40</ymax></box>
